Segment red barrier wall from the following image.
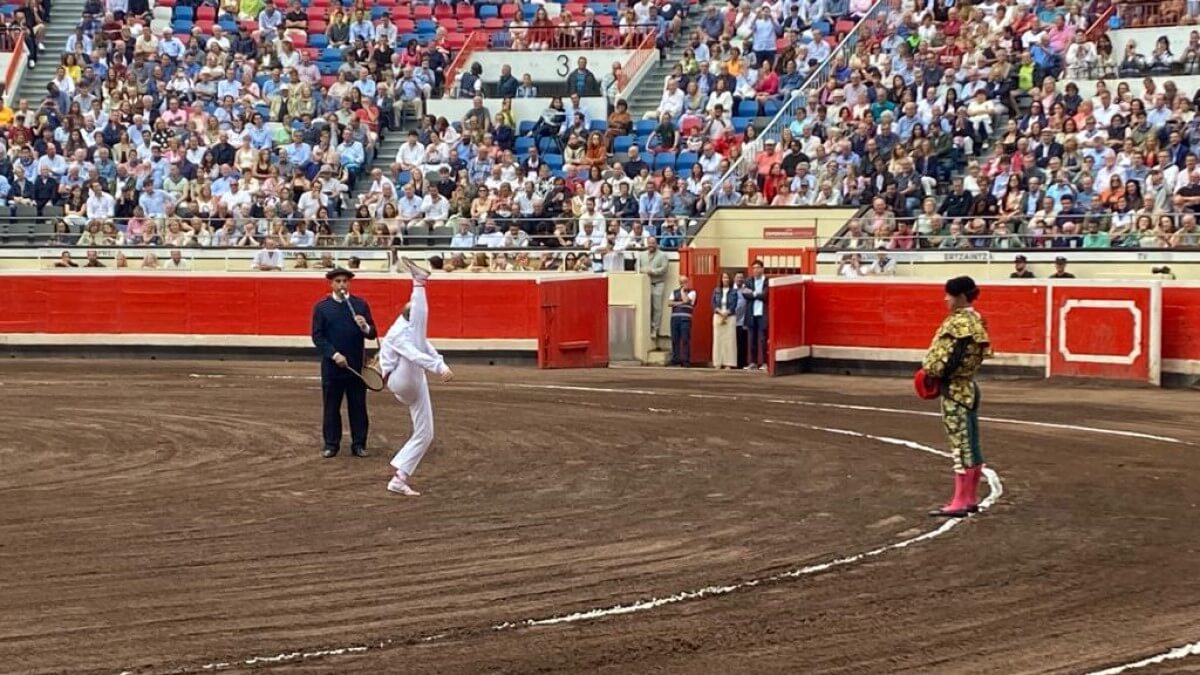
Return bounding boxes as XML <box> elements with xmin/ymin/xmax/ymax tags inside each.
<box><xmin>538</xmin><ymin>276</ymin><xmax>609</xmax><ymax>369</ymax></box>
<box><xmin>770</xmin><ymin>278</ymin><xmax>1200</xmax><ymax>384</ymax></box>
<box><xmin>805</xmin><ymin>281</ymin><xmax>1047</xmax><ymax>357</ymax></box>
<box><xmin>0</xmin><ymin>273</ymin><xmax>607</xmax><ymax>369</ymax></box>
<box><xmin>767</xmin><ymin>278</ymin><xmax>806</xmax><ymax>374</ymax></box>
<box><xmin>1162</xmin><ymin>287</ymin><xmax>1200</xmax><ymax>364</ymax></box>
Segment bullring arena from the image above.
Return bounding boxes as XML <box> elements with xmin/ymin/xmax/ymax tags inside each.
<box><xmin>2</xmin><ymin>271</ymin><xmax>1200</xmax><ymax>675</ymax></box>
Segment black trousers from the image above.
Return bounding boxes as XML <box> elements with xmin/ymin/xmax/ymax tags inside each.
<box><xmin>670</xmin><ymin>316</ymin><xmax>692</xmax><ymax>366</ymax></box>
<box><xmin>321</xmin><ymin>373</ymin><xmax>369</xmax><ymax>450</ymax></box>
<box><xmin>748</xmin><ymin>316</ymin><xmax>768</xmax><ymax>367</ymax></box>
<box><xmin>736</xmin><ymin>327</ymin><xmax>748</xmax><ymax>369</ymax></box>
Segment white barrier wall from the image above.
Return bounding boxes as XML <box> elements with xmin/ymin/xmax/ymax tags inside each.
<box><xmin>468</xmin><ymin>50</ymin><xmax>637</xmax><ymax>81</ymax></box>
<box><xmin>1108</xmin><ymin>26</ymin><xmax>1199</xmax><ymax>64</ymax></box>
<box><xmin>427</xmin><ymin>96</ymin><xmax>608</xmax><ymax>125</ymax></box>
<box><xmin>1065</xmin><ymin>75</ymin><xmax>1200</xmax><ymax>99</ymax></box>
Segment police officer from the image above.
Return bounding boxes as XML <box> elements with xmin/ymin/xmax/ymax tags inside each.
<box><xmin>311</xmin><ymin>268</ymin><xmax>378</xmax><ymax>458</ymax></box>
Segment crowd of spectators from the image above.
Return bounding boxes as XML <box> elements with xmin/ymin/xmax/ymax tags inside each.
<box><xmin>4</xmin><ymin>0</ymin><xmax>1200</xmax><ymax>262</ymax></box>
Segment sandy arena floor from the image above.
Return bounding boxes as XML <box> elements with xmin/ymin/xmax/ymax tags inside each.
<box><xmin>0</xmin><ymin>359</ymin><xmax>1197</xmax><ymax>675</ymax></box>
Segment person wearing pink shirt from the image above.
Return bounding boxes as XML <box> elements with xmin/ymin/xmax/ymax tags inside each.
<box><xmin>1046</xmin><ymin>16</ymin><xmax>1075</xmax><ymax>54</ymax></box>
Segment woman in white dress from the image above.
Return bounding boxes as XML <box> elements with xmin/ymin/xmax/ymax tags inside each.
<box><xmin>711</xmin><ymin>272</ymin><xmax>738</xmax><ymax>369</ymax></box>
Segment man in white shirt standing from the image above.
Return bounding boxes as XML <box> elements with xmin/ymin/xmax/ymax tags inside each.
<box><xmin>741</xmin><ymin>259</ymin><xmax>769</xmax><ymax>370</ymax></box>
<box><xmin>251</xmin><ymin>237</ymin><xmax>285</xmax><ymax>271</ymax></box>
<box><xmin>379</xmin><ymin>258</ymin><xmax>454</xmax><ymax>496</ymax></box>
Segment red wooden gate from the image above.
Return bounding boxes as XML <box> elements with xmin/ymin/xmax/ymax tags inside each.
<box><xmin>679</xmin><ymin>247</ymin><xmax>721</xmax><ymax>366</ymax></box>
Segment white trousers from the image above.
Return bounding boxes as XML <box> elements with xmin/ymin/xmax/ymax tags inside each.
<box><xmin>388</xmin><ymin>286</ymin><xmax>435</xmax><ymax>477</ymax></box>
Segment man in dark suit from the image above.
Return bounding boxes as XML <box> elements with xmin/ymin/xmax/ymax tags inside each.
<box><xmin>742</xmin><ymin>259</ymin><xmax>769</xmax><ymax>370</ymax></box>
<box><xmin>32</xmin><ymin>166</ymin><xmax>59</xmax><ymax>215</ymax></box>
<box><xmin>311</xmin><ymin>268</ymin><xmax>378</xmax><ymax>458</ymax></box>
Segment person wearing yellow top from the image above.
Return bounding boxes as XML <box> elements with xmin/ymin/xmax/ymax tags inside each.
<box><xmin>239</xmin><ymin>0</ymin><xmax>265</xmax><ymax>21</ymax></box>
<box><xmin>919</xmin><ymin>276</ymin><xmax>993</xmax><ymax>518</ymax></box>
<box><xmin>0</xmin><ymin>102</ymin><xmax>14</xmax><ymax>127</ymax></box>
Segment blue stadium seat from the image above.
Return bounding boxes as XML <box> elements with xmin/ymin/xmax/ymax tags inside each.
<box><xmin>171</xmin><ymin>19</ymin><xmax>193</xmax><ymax>34</ymax></box>
<box><xmin>319</xmin><ymin>47</ymin><xmax>343</xmax><ymax>61</ymax></box>
<box><xmin>479</xmin><ymin>5</ymin><xmax>498</xmax><ymax>18</ymax></box>
<box><xmin>399</xmin><ymin>33</ymin><xmax>419</xmax><ymax>46</ymax></box>
<box><xmin>522</xmin><ymin>3</ymin><xmax>538</xmax><ymax>20</ymax></box>
<box><xmin>737</xmin><ymin>100</ymin><xmax>758</xmax><ymax>117</ymax></box>
<box><xmin>653</xmin><ymin>152</ymin><xmax>676</xmax><ymax>170</ymax></box>
<box><xmin>589</xmin><ymin>119</ymin><xmax>607</xmax><ymax>132</ymax></box>
<box><xmin>762</xmin><ymin>98</ymin><xmax>782</xmax><ymax>116</ymax></box>
<box><xmin>317</xmin><ymin>61</ymin><xmax>341</xmax><ymax>75</ymax></box>
<box><xmin>576</xmin><ymin>168</ymin><xmax>590</xmax><ymax>180</ymax></box>
<box><xmin>635</xmin><ymin>119</ymin><xmax>657</xmax><ymax>134</ymax></box>
<box><xmin>813</xmin><ymin>19</ymin><xmax>833</xmax><ymax>36</ymax></box>
<box><xmin>515</xmin><ymin>137</ymin><xmax>534</xmax><ymax>154</ymax></box>
<box><xmin>537</xmin><ymin>137</ymin><xmax>560</xmax><ymax>155</ymax></box>
<box><xmin>518</xmin><ymin>120</ymin><xmax>535</xmax><ymax>136</ymax></box>
<box><xmin>613</xmin><ymin>136</ymin><xmax>633</xmax><ymax>154</ymax></box>
<box><xmin>309</xmin><ymin>34</ymin><xmax>328</xmax><ymax>48</ymax></box>
<box><xmin>218</xmin><ymin>19</ymin><xmax>237</xmax><ymax>33</ymax></box>
<box><xmin>370</xmin><ymin>6</ymin><xmax>388</xmax><ymax>20</ymax></box>
<box><xmin>552</xmin><ymin>169</ymin><xmax>567</xmax><ymax>179</ymax></box>
<box><xmin>675</xmin><ymin>151</ymin><xmax>698</xmax><ymax>170</ymax></box>
<box><xmin>732</xmin><ymin>116</ymin><xmax>752</xmax><ymax>133</ymax></box>
<box><xmin>397</xmin><ymin>170</ymin><xmax>412</xmax><ymax>185</ymax></box>
<box><xmin>415</xmin><ymin>19</ymin><xmax>437</xmax><ymax>33</ymax></box>
<box><xmin>544</xmin><ymin>153</ymin><xmax>564</xmax><ymax>170</ymax></box>
<box><xmin>173</xmin><ymin>6</ymin><xmax>193</xmax><ymax>19</ymax></box>
<box><xmin>0</xmin><ymin>6</ymin><xmax>15</xmax><ymax>15</ymax></box>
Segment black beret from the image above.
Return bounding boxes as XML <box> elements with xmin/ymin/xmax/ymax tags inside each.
<box><xmin>325</xmin><ymin>267</ymin><xmax>355</xmax><ymax>280</ymax></box>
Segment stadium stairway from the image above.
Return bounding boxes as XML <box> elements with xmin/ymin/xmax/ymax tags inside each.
<box><xmin>11</xmin><ymin>0</ymin><xmax>89</xmax><ymax>105</ymax></box>
<box><xmin>622</xmin><ymin>0</ymin><xmax>716</xmax><ymax>121</ymax></box>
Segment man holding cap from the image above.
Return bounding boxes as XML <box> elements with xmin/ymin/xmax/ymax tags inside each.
<box><xmin>918</xmin><ymin>276</ymin><xmax>993</xmax><ymax>518</ymax></box>
<box><xmin>311</xmin><ymin>267</ymin><xmax>378</xmax><ymax>458</ymax></box>
<box><xmin>1010</xmin><ymin>254</ymin><xmax>1035</xmax><ymax>278</ymax></box>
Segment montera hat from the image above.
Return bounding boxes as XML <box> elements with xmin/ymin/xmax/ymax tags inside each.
<box><xmin>945</xmin><ymin>275</ymin><xmax>979</xmax><ymax>300</ymax></box>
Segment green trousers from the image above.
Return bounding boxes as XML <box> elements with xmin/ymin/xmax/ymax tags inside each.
<box><xmin>941</xmin><ymin>387</ymin><xmax>984</xmax><ymax>473</ymax></box>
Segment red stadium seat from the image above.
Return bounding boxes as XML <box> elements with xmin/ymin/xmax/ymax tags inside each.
<box><xmin>310</xmin><ymin>0</ymin><xmax>329</xmax><ymax>6</ymax></box>
<box><xmin>195</xmin><ymin>18</ymin><xmax>214</xmax><ymax>34</ymax></box>
<box><xmin>309</xmin><ymin>19</ymin><xmax>326</xmax><ymax>32</ymax></box>
<box><xmin>483</xmin><ymin>17</ymin><xmax>504</xmax><ymax>29</ymax></box>
<box><xmin>302</xmin><ymin>46</ymin><xmax>319</xmax><ymax>59</ymax></box>
<box><xmin>499</xmin><ymin>3</ymin><xmax>517</xmax><ymax>17</ymax></box>
<box><xmin>444</xmin><ymin>33</ymin><xmax>465</xmax><ymax>49</ymax></box>
<box><xmin>835</xmin><ymin>19</ymin><xmax>855</xmax><ymax>34</ymax></box>
<box><xmin>394</xmin><ymin>18</ymin><xmax>415</xmax><ymax>32</ymax></box>
<box><xmin>438</xmin><ymin>18</ymin><xmax>459</xmax><ymax>31</ymax></box>
<box><xmin>391</xmin><ymin>4</ymin><xmax>411</xmax><ymax>18</ymax></box>
<box><xmin>460</xmin><ymin>17</ymin><xmax>480</xmax><ymax>30</ymax></box>
<box><xmin>320</xmin><ymin>75</ymin><xmax>336</xmax><ymax>88</ymax></box>
<box><xmin>291</xmin><ymin>32</ymin><xmax>307</xmax><ymax>46</ymax></box>
<box><xmin>305</xmin><ymin>6</ymin><xmax>324</xmax><ymax>20</ymax></box>
<box><xmin>196</xmin><ymin>5</ymin><xmax>215</xmax><ymax>20</ymax></box>
<box><xmin>156</xmin><ymin>0</ymin><xmax>176</xmax><ymax>6</ymax></box>
<box><xmin>455</xmin><ymin>3</ymin><xmax>473</xmax><ymax>17</ymax></box>
<box><xmin>434</xmin><ymin>3</ymin><xmax>452</xmax><ymax>18</ymax></box>
<box><xmin>413</xmin><ymin>5</ymin><xmax>432</xmax><ymax>18</ymax></box>
<box><xmin>565</xmin><ymin>3</ymin><xmax>585</xmax><ymax>15</ymax></box>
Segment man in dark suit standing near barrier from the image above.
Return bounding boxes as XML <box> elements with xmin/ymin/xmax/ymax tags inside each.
<box><xmin>742</xmin><ymin>259</ymin><xmax>769</xmax><ymax>371</ymax></box>
<box><xmin>311</xmin><ymin>268</ymin><xmax>378</xmax><ymax>458</ymax></box>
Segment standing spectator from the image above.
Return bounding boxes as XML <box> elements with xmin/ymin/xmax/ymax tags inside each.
<box><xmin>711</xmin><ymin>272</ymin><xmax>738</xmax><ymax>369</ymax></box>
<box><xmin>742</xmin><ymin>260</ymin><xmax>769</xmax><ymax>370</ymax></box>
<box><xmin>733</xmin><ymin>271</ymin><xmax>749</xmax><ymax>369</ymax></box>
<box><xmin>668</xmin><ymin>275</ymin><xmax>696</xmax><ymax>367</ymax></box>
<box><xmin>637</xmin><ymin>236</ymin><xmax>670</xmax><ymax>339</ymax></box>
<box><xmin>565</xmin><ymin>57</ymin><xmax>599</xmax><ymax>97</ymax></box>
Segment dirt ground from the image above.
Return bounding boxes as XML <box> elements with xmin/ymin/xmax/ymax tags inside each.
<box><xmin>0</xmin><ymin>359</ymin><xmax>1197</xmax><ymax>675</ymax></box>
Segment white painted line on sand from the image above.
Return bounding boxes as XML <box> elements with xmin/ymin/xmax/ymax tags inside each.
<box><xmin>140</xmin><ymin>406</ymin><xmax>1001</xmax><ymax>674</ymax></box>
<box><xmin>1084</xmin><ymin>640</ymin><xmax>1200</xmax><ymax>675</ymax></box>
<box><xmin>509</xmin><ymin>384</ymin><xmax>1194</xmax><ymax>446</ymax></box>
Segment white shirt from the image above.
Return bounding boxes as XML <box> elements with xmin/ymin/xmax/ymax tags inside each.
<box><xmin>379</xmin><ymin>311</ymin><xmax>448</xmax><ymax>377</ymax></box>
<box><xmin>251</xmin><ymin>249</ymin><xmax>284</xmax><ymax>270</ymax></box>
<box><xmin>421</xmin><ymin>194</ymin><xmax>449</xmax><ymax>220</ymax></box>
<box><xmin>395</xmin><ymin>142</ymin><xmax>426</xmax><ymax>167</ymax></box>
<box><xmin>85</xmin><ymin>192</ymin><xmax>115</xmax><ymax>219</ymax></box>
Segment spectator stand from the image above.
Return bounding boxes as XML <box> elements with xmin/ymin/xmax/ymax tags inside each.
<box><xmin>709</xmin><ymin>0</ymin><xmax>888</xmax><ymax>202</ymax></box>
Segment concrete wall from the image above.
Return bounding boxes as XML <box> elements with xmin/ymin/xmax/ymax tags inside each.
<box><xmin>692</xmin><ymin>206</ymin><xmax>859</xmax><ymax>268</ymax></box>
<box><xmin>816</xmin><ymin>248</ymin><xmax>1200</xmax><ymax>280</ymax></box>
<box><xmin>467</xmin><ymin>49</ymin><xmax>637</xmax><ymax>81</ymax></box>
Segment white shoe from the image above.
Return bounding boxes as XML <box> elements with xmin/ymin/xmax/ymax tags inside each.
<box><xmin>387</xmin><ymin>476</ymin><xmax>421</xmax><ymax>496</ymax></box>
<box><xmin>399</xmin><ymin>256</ymin><xmax>430</xmax><ymax>284</ymax></box>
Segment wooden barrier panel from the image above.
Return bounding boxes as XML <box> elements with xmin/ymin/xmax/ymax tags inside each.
<box><xmin>0</xmin><ymin>272</ymin><xmax>607</xmax><ymax>369</ymax></box>
<box><xmin>769</xmin><ymin>278</ymin><xmax>1199</xmax><ymax>383</ymax></box>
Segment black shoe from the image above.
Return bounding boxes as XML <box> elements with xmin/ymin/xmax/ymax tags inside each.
<box><xmin>351</xmin><ymin>446</ymin><xmax>368</xmax><ymax>458</ymax></box>
<box><xmin>322</xmin><ymin>447</ymin><xmax>339</xmax><ymax>458</ymax></box>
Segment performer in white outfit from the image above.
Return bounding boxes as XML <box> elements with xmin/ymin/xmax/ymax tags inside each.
<box><xmin>379</xmin><ymin>257</ymin><xmax>454</xmax><ymax>496</ymax></box>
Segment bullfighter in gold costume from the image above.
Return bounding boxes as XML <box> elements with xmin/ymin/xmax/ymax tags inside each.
<box><xmin>920</xmin><ymin>276</ymin><xmax>993</xmax><ymax>518</ymax></box>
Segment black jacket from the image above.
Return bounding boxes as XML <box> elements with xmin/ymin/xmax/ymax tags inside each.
<box><xmin>311</xmin><ymin>294</ymin><xmax>378</xmax><ymax>378</ymax></box>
